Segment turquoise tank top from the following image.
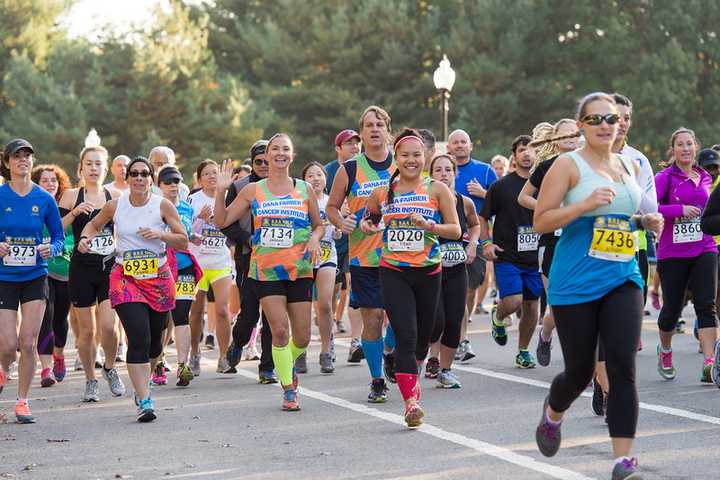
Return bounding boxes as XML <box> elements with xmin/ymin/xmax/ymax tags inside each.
<box><xmin>548</xmin><ymin>151</ymin><xmax>643</xmax><ymax>305</ymax></box>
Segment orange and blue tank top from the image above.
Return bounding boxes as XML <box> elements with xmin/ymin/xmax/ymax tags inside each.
<box><xmin>379</xmin><ymin>177</ymin><xmax>441</xmax><ymax>268</ymax></box>
<box><xmin>249</xmin><ymin>179</ymin><xmax>313</xmax><ymax>281</ymax></box>
<box><xmin>347</xmin><ymin>153</ymin><xmax>396</xmax><ymax>267</ymax></box>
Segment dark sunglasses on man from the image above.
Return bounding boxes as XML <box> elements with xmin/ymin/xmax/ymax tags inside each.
<box><xmin>128</xmin><ymin>170</ymin><xmax>152</xmax><ymax>178</ymax></box>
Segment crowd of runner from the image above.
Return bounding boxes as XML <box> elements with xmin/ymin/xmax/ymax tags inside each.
<box><xmin>3</xmin><ymin>92</ymin><xmax>720</xmax><ymax>479</ymax></box>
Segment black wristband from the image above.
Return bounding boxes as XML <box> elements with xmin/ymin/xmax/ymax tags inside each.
<box><xmin>79</xmin><ymin>235</ymin><xmax>88</xmax><ymax>241</ymax></box>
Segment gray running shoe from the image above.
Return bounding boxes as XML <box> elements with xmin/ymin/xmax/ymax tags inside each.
<box><xmin>436</xmin><ymin>369</ymin><xmax>462</xmax><ymax>389</ymax></box>
<box><xmin>319</xmin><ymin>352</ymin><xmax>334</xmax><ymax>374</ymax></box>
<box><xmin>294</xmin><ymin>352</ymin><xmax>308</xmax><ymax>374</ymax></box>
<box><xmin>189</xmin><ymin>353</ymin><xmax>201</xmax><ymax>377</ymax></box>
<box><xmin>347</xmin><ymin>338</ymin><xmax>364</xmax><ymax>363</ymax></box>
<box><xmin>82</xmin><ymin>379</ymin><xmax>100</xmax><ymax>402</ymax></box>
<box><xmin>454</xmin><ymin>341</ymin><xmax>466</xmax><ymax>361</ymax></box>
<box><xmin>102</xmin><ymin>367</ymin><xmax>126</xmax><ymax>397</ymax></box>
<box><xmin>611</xmin><ymin>457</ymin><xmax>642</xmax><ymax>479</ymax></box>
<box><xmin>536</xmin><ymin>328</ymin><xmax>552</xmax><ymax>367</ymax></box>
<box><xmin>217</xmin><ymin>357</ymin><xmax>237</xmax><ymax>374</ymax></box>
<box><xmin>74</xmin><ymin>355</ymin><xmax>83</xmax><ymax>371</ymax></box>
<box><xmin>712</xmin><ymin>339</ymin><xmax>720</xmax><ymax>387</ymax></box>
<box><xmin>535</xmin><ymin>397</ymin><xmax>561</xmax><ymax>457</ymax></box>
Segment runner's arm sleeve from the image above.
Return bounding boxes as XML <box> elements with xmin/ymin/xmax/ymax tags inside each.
<box><xmin>701</xmin><ymin>184</ymin><xmax>720</xmax><ymax>235</ymax></box>
<box><xmin>654</xmin><ymin>170</ymin><xmax>683</xmax><ymax>219</ymax></box>
<box><xmin>636</xmin><ymin>154</ymin><xmax>658</xmax><ymax>214</ymax></box>
<box><xmin>45</xmin><ymin>197</ymin><xmax>65</xmax><ymax>257</ymax></box>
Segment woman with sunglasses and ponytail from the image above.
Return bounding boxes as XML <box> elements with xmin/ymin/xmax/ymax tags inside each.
<box><xmin>360</xmin><ymin>128</ymin><xmax>459</xmax><ymax>428</ymax></box>
<box><xmin>654</xmin><ymin>128</ymin><xmax>718</xmax><ymax>384</ymax></box>
<box><xmin>425</xmin><ymin>153</ymin><xmax>480</xmax><ymax>389</ymax></box>
<box><xmin>533</xmin><ymin>93</ymin><xmax>662</xmax><ymax>479</ymax></box>
<box><xmin>215</xmin><ymin>133</ymin><xmax>324</xmax><ymax>412</ymax></box>
<box><xmin>78</xmin><ymin>157</ymin><xmax>188</xmax><ymax>422</ymax></box>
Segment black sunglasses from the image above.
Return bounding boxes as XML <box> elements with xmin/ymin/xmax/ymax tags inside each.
<box><xmin>128</xmin><ymin>170</ymin><xmax>152</xmax><ymax>178</ymax></box>
<box><xmin>581</xmin><ymin>113</ymin><xmax>620</xmax><ymax>126</ymax></box>
<box><xmin>161</xmin><ymin>178</ymin><xmax>181</xmax><ymax>185</ymax></box>
<box><xmin>253</xmin><ymin>159</ymin><xmax>268</xmax><ymax>166</ymax></box>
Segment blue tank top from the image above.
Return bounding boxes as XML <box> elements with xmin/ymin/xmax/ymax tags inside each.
<box><xmin>548</xmin><ymin>151</ymin><xmax>643</xmax><ymax>305</ymax></box>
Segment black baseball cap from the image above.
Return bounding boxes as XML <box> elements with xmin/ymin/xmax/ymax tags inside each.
<box><xmin>698</xmin><ymin>148</ymin><xmax>720</xmax><ymax>168</ymax></box>
<box><xmin>250</xmin><ymin>140</ymin><xmax>269</xmax><ymax>161</ymax></box>
<box><xmin>157</xmin><ymin>165</ymin><xmax>183</xmax><ymax>183</ymax></box>
<box><xmin>3</xmin><ymin>138</ymin><xmax>34</xmax><ymax>159</ymax></box>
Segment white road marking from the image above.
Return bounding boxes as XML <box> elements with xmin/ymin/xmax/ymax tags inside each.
<box><xmin>211</xmin><ymin>356</ymin><xmax>594</xmax><ymax>480</ymax></box>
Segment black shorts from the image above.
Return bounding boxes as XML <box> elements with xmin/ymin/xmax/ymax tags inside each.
<box><xmin>255</xmin><ymin>277</ymin><xmax>313</xmax><ymax>303</ymax></box>
<box><xmin>349</xmin><ymin>265</ymin><xmax>383</xmax><ymax>309</ymax></box>
<box><xmin>466</xmin><ymin>251</ymin><xmax>486</xmax><ymax>290</ymax></box>
<box><xmin>0</xmin><ymin>275</ymin><xmax>49</xmax><ymax>310</ymax></box>
<box><xmin>68</xmin><ymin>260</ymin><xmax>111</xmax><ymax>308</ymax></box>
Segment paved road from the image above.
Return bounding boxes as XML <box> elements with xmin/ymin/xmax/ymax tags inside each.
<box><xmin>1</xmin><ymin>303</ymin><xmax>717</xmax><ymax>480</ymax></box>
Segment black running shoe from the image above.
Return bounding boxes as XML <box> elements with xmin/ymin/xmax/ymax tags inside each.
<box><xmin>368</xmin><ymin>378</ymin><xmax>388</xmax><ymax>403</ymax></box>
<box><xmin>425</xmin><ymin>357</ymin><xmax>440</xmax><ymax>379</ymax></box>
<box><xmin>226</xmin><ymin>340</ymin><xmax>243</xmax><ymax>369</ymax></box>
<box><xmin>383</xmin><ymin>352</ymin><xmax>397</xmax><ymax>384</ymax></box>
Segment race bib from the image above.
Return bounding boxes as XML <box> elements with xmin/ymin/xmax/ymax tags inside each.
<box><xmin>89</xmin><ymin>230</ymin><xmax>115</xmax><ymax>256</ymax></box>
<box><xmin>3</xmin><ymin>237</ymin><xmax>36</xmax><ymax>266</ymax></box>
<box><xmin>673</xmin><ymin>217</ymin><xmax>702</xmax><ymax>244</ymax></box>
<box><xmin>122</xmin><ymin>250</ymin><xmax>159</xmax><ymax>279</ymax></box>
<box><xmin>200</xmin><ymin>228</ymin><xmax>226</xmax><ymax>255</ymax></box>
<box><xmin>175</xmin><ymin>274</ymin><xmax>196</xmax><ymax>300</ymax></box>
<box><xmin>318</xmin><ymin>240</ymin><xmax>333</xmax><ymax>264</ymax></box>
<box><xmin>588</xmin><ymin>216</ymin><xmax>635</xmax><ymax>262</ymax></box>
<box><xmin>260</xmin><ymin>220</ymin><xmax>294</xmax><ymax>248</ymax></box>
<box><xmin>517</xmin><ymin>226</ymin><xmax>539</xmax><ymax>252</ymax></box>
<box><xmin>387</xmin><ymin>227</ymin><xmax>424</xmax><ymax>252</ymax></box>
<box><xmin>440</xmin><ymin>242</ymin><xmax>467</xmax><ymax>267</ymax></box>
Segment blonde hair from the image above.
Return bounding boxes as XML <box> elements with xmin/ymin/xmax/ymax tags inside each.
<box><xmin>359</xmin><ymin>106</ymin><xmax>392</xmax><ymax>133</ymax></box>
<box><xmin>529</xmin><ymin>118</ymin><xmax>580</xmax><ymax>164</ymax></box>
<box><xmin>660</xmin><ymin>127</ymin><xmax>700</xmax><ymax>169</ymax></box>
<box><xmin>491</xmin><ymin>154</ymin><xmax>509</xmax><ymax>168</ymax></box>
<box><xmin>77</xmin><ymin>146</ymin><xmax>109</xmax><ymax>185</ymax></box>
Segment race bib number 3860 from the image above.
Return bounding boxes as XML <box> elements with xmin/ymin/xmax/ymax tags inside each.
<box><xmin>588</xmin><ymin>216</ymin><xmax>635</xmax><ymax>262</ymax></box>
<box><xmin>673</xmin><ymin>217</ymin><xmax>702</xmax><ymax>244</ymax></box>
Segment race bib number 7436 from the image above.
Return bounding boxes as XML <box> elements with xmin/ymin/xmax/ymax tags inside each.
<box><xmin>588</xmin><ymin>216</ymin><xmax>634</xmax><ymax>262</ymax></box>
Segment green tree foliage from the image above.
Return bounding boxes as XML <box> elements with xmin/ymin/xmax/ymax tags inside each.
<box><xmin>1</xmin><ymin>0</ymin><xmax>720</xmax><ymax>177</ymax></box>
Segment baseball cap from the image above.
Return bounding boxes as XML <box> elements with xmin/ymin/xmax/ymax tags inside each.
<box><xmin>250</xmin><ymin>140</ymin><xmax>269</xmax><ymax>161</ymax></box>
<box><xmin>3</xmin><ymin>138</ymin><xmax>34</xmax><ymax>159</ymax></box>
<box><xmin>334</xmin><ymin>129</ymin><xmax>360</xmax><ymax>147</ymax></box>
<box><xmin>698</xmin><ymin>148</ymin><xmax>720</xmax><ymax>168</ymax></box>
<box><xmin>157</xmin><ymin>165</ymin><xmax>183</xmax><ymax>183</ymax></box>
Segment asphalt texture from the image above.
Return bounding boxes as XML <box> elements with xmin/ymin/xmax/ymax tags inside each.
<box><xmin>0</xmin><ymin>301</ymin><xmax>717</xmax><ymax>480</ymax></box>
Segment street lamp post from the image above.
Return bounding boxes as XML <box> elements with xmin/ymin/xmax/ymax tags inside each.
<box><xmin>433</xmin><ymin>54</ymin><xmax>456</xmax><ymax>142</ymax></box>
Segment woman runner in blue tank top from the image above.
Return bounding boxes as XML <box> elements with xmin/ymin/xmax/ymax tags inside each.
<box><xmin>531</xmin><ymin>92</ymin><xmax>662</xmax><ymax>480</ymax></box>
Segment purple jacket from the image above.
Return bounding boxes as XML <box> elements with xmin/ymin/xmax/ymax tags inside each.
<box><xmin>655</xmin><ymin>164</ymin><xmax>716</xmax><ymax>260</ymax></box>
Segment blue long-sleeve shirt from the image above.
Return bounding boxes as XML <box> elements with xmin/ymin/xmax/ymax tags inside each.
<box><xmin>0</xmin><ymin>183</ymin><xmax>64</xmax><ymax>282</ymax></box>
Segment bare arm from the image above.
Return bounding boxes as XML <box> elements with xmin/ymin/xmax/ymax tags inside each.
<box><xmin>517</xmin><ymin>180</ymin><xmax>538</xmax><ymax>210</ymax></box>
<box><xmin>327</xmin><ymin>165</ymin><xmax>356</xmax><ymax>234</ymax></box>
<box><xmin>77</xmin><ymin>200</ymin><xmax>117</xmax><ymax>253</ymax></box>
<box><xmin>305</xmin><ymin>187</ymin><xmax>326</xmax><ymax>264</ymax></box>
<box><xmin>428</xmin><ymin>182</ymin><xmax>460</xmax><ymax>239</ymax></box>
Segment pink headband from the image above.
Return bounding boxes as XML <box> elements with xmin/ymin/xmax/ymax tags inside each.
<box><xmin>394</xmin><ymin>135</ymin><xmax>425</xmax><ymax>150</ymax></box>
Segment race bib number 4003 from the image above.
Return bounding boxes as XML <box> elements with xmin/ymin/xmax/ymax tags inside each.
<box><xmin>517</xmin><ymin>226</ymin><xmax>539</xmax><ymax>252</ymax></box>
<box><xmin>588</xmin><ymin>216</ymin><xmax>635</xmax><ymax>262</ymax></box>
<box><xmin>122</xmin><ymin>249</ymin><xmax>159</xmax><ymax>279</ymax></box>
<box><xmin>673</xmin><ymin>217</ymin><xmax>702</xmax><ymax>244</ymax></box>
<box><xmin>260</xmin><ymin>219</ymin><xmax>294</xmax><ymax>248</ymax></box>
<box><xmin>440</xmin><ymin>242</ymin><xmax>467</xmax><ymax>267</ymax></box>
<box><xmin>3</xmin><ymin>237</ymin><xmax>36</xmax><ymax>266</ymax></box>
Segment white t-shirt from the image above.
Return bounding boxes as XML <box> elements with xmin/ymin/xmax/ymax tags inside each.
<box><xmin>187</xmin><ymin>189</ymin><xmax>232</xmax><ymax>270</ymax></box>
<box><xmin>622</xmin><ymin>144</ymin><xmax>657</xmax><ymax>214</ymax></box>
<box><xmin>104</xmin><ymin>181</ymin><xmax>128</xmax><ymax>195</ymax></box>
